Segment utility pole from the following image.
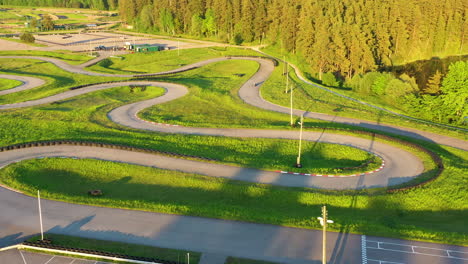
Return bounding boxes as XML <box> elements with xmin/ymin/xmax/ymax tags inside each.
<box><xmin>317</xmin><ymin>206</ymin><xmax>334</xmax><ymax>264</ymax></box>
<box><xmin>296</xmin><ymin>114</ymin><xmax>304</xmax><ymax>168</ymax></box>
<box><xmin>37</xmin><ymin>190</ymin><xmax>44</xmax><ymax>240</ymax></box>
<box><xmin>290</xmin><ymin>84</ymin><xmax>294</xmax><ymax>126</ymax></box>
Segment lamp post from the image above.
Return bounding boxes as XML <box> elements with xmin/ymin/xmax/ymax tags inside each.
<box><xmin>317</xmin><ymin>206</ymin><xmax>333</xmax><ymax>264</ymax></box>
<box><xmin>296</xmin><ymin>114</ymin><xmax>304</xmax><ymax>168</ymax></box>
<box><xmin>37</xmin><ymin>190</ymin><xmax>44</xmax><ymax>240</ymax></box>
<box><xmin>290</xmin><ymin>84</ymin><xmax>294</xmax><ymax>126</ymax></box>
<box><xmin>284</xmin><ymin>62</ymin><xmax>289</xmax><ymax>93</ymax></box>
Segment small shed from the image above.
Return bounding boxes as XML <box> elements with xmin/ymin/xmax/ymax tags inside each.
<box><xmin>134</xmin><ymin>44</ymin><xmax>162</xmax><ymax>52</ymax></box>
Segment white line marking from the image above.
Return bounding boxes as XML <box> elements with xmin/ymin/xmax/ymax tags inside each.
<box><xmin>367</xmin><ymin>240</ymin><xmax>468</xmax><ymax>254</ymax></box>
<box><xmin>366</xmin><ymin>247</ymin><xmax>468</xmax><ymax>260</ymax></box>
<box><xmin>44</xmin><ymin>256</ymin><xmax>55</xmax><ymax>264</ymax></box>
<box><xmin>367</xmin><ymin>259</ymin><xmax>405</xmax><ymax>264</ymax></box>
<box><xmin>19</xmin><ymin>250</ymin><xmax>28</xmax><ymax>264</ymax></box>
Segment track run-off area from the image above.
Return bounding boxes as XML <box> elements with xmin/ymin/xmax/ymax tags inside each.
<box><xmin>0</xmin><ymin>53</ymin><xmax>467</xmax><ymax>263</ymax></box>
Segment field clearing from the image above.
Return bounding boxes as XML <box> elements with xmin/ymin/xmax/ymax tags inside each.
<box><xmin>87</xmin><ymin>47</ymin><xmax>259</xmax><ymax>74</ymax></box>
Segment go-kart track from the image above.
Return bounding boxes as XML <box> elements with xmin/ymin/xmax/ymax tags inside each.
<box><xmin>0</xmin><ymin>54</ymin><xmax>467</xmax><ymax>264</ymax></box>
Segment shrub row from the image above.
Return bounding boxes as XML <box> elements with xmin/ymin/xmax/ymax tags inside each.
<box><xmin>23</xmin><ymin>241</ymin><xmax>180</xmax><ymax>264</ymax></box>
<box><xmin>0</xmin><ymin>140</ymin><xmax>218</xmax><ymax>162</ymax></box>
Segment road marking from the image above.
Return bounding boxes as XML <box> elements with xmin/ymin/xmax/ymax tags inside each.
<box><xmin>19</xmin><ymin>250</ymin><xmax>28</xmax><ymax>264</ymax></box>
<box><xmin>362</xmin><ymin>235</ymin><xmax>367</xmax><ymax>264</ymax></box>
<box><xmin>366</xmin><ymin>240</ymin><xmax>468</xmax><ymax>260</ymax></box>
<box><xmin>44</xmin><ymin>256</ymin><xmax>55</xmax><ymax>264</ymax></box>
<box><xmin>367</xmin><ymin>259</ymin><xmax>405</xmax><ymax>264</ymax></box>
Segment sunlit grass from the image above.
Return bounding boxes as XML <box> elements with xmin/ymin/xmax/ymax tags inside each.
<box><xmin>0</xmin><ymin>78</ymin><xmax>22</xmax><ymax>91</ymax></box>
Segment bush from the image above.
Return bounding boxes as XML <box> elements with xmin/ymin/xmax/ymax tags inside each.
<box><xmin>322</xmin><ymin>72</ymin><xmax>340</xmax><ymax>87</ymax></box>
<box><xmin>20</xmin><ymin>32</ymin><xmax>35</xmax><ymax>43</ymax></box>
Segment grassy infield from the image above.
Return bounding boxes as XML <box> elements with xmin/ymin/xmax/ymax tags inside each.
<box><xmin>0</xmin><ymin>48</ymin><xmax>466</xmax><ymax>254</ymax></box>
<box><xmin>0</xmin><ymin>77</ymin><xmax>22</xmax><ymax>90</ymax></box>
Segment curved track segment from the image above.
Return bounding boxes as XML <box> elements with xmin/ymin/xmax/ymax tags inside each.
<box><xmin>0</xmin><ymin>143</ymin><xmax>420</xmax><ymax>189</ymax></box>
<box><xmin>0</xmin><ymin>74</ymin><xmax>46</xmax><ymax>96</ymax></box>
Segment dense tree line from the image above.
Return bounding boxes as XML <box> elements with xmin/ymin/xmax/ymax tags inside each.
<box><xmin>0</xmin><ymin>0</ymin><xmax>117</xmax><ymax>10</ymax></box>
<box><xmin>118</xmin><ymin>0</ymin><xmax>466</xmax><ymax>78</ymax></box>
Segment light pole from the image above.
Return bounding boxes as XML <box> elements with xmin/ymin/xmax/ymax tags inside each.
<box><xmin>296</xmin><ymin>114</ymin><xmax>304</xmax><ymax>168</ymax></box>
<box><xmin>317</xmin><ymin>205</ymin><xmax>333</xmax><ymax>264</ymax></box>
<box><xmin>37</xmin><ymin>190</ymin><xmax>44</xmax><ymax>240</ymax></box>
<box><xmin>284</xmin><ymin>62</ymin><xmax>289</xmax><ymax>93</ymax></box>
<box><xmin>289</xmin><ymin>84</ymin><xmax>294</xmax><ymax>126</ymax></box>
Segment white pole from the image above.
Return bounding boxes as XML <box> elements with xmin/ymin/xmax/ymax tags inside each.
<box><xmin>37</xmin><ymin>190</ymin><xmax>44</xmax><ymax>240</ymax></box>
<box><xmin>297</xmin><ymin>114</ymin><xmax>304</xmax><ymax>166</ymax></box>
<box><xmin>290</xmin><ymin>84</ymin><xmax>294</xmax><ymax>126</ymax></box>
<box><xmin>285</xmin><ymin>63</ymin><xmax>289</xmax><ymax>93</ymax></box>
<box><xmin>187</xmin><ymin>253</ymin><xmax>190</xmax><ymax>264</ymax></box>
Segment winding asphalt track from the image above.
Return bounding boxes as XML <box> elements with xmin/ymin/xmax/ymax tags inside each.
<box><xmin>1</xmin><ymin>55</ymin><xmax>467</xmax><ymax>263</ymax></box>
<box><xmin>1</xmin><ymin>55</ymin><xmax>466</xmax><ymax>150</ymax></box>
<box><xmin>0</xmin><ymin>56</ymin><xmax>427</xmax><ymax>189</ymax></box>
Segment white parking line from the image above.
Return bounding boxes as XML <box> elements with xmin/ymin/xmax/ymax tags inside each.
<box><xmin>44</xmin><ymin>256</ymin><xmax>55</xmax><ymax>264</ymax></box>
<box><xmin>18</xmin><ymin>250</ymin><xmax>28</xmax><ymax>264</ymax></box>
<box><xmin>368</xmin><ymin>259</ymin><xmax>405</xmax><ymax>264</ymax></box>
<box><xmin>366</xmin><ymin>240</ymin><xmax>468</xmax><ymax>261</ymax></box>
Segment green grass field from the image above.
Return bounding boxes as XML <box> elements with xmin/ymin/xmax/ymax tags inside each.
<box><xmin>0</xmin><ymin>50</ymin><xmax>93</xmax><ymax>64</ymax></box>
<box><xmin>0</xmin><ymin>47</ymin><xmax>466</xmax><ymax>245</ymax></box>
<box><xmin>86</xmin><ymin>47</ymin><xmax>260</xmax><ymax>74</ymax></box>
<box><xmin>0</xmin><ymin>77</ymin><xmax>22</xmax><ymax>91</ymax></box>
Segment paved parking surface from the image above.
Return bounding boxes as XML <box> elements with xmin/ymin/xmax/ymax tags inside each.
<box><xmin>0</xmin><ymin>249</ymin><xmax>110</xmax><ymax>264</ymax></box>
<box><xmin>363</xmin><ymin>236</ymin><xmax>468</xmax><ymax>264</ymax></box>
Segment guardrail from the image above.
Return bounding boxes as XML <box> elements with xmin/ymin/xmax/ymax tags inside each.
<box><xmin>0</xmin><ymin>242</ymin><xmax>177</xmax><ymax>264</ymax></box>
<box><xmin>0</xmin><ymin>140</ymin><xmax>218</xmax><ymax>162</ymax></box>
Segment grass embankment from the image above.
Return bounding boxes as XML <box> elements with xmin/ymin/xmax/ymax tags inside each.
<box><xmin>27</xmin><ymin>234</ymin><xmax>201</xmax><ymax>263</ymax></box>
<box><xmin>0</xmin><ymin>50</ymin><xmax>93</xmax><ymax>65</ymax></box>
<box><xmin>0</xmin><ymin>58</ymin><xmax>125</xmax><ymax>104</ymax></box>
<box><xmin>86</xmin><ymin>46</ymin><xmax>260</xmax><ymax>74</ymax></box>
<box><xmin>0</xmin><ymin>78</ymin><xmax>22</xmax><ymax>91</ymax></box>
<box><xmin>260</xmin><ymin>46</ymin><xmax>468</xmax><ymax>140</ymax></box>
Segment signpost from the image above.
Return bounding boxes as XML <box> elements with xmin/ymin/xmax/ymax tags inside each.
<box><xmin>318</xmin><ymin>206</ymin><xmax>333</xmax><ymax>264</ymax></box>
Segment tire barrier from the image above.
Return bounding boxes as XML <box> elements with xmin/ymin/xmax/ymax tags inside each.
<box><xmin>304</xmin><ymin>126</ymin><xmax>444</xmax><ymax>193</ymax></box>
<box><xmin>23</xmin><ymin>241</ymin><xmax>180</xmax><ymax>264</ymax></box>
<box><xmin>0</xmin><ymin>140</ymin><xmax>218</xmax><ymax>162</ymax></box>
